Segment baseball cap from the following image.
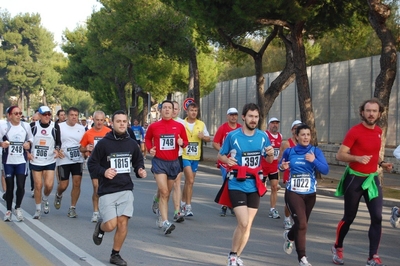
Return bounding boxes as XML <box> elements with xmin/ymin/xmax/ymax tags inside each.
<box><xmin>227</xmin><ymin>107</ymin><xmax>238</xmax><ymax>115</ymax></box>
<box><xmin>291</xmin><ymin>120</ymin><xmax>302</xmax><ymax>129</ymax></box>
<box><xmin>38</xmin><ymin>106</ymin><xmax>51</xmax><ymax>114</ymax></box>
<box><xmin>81</xmin><ymin>117</ymin><xmax>87</xmax><ymax>121</ymax></box>
<box><xmin>268</xmin><ymin>117</ymin><xmax>280</xmax><ymax>124</ymax></box>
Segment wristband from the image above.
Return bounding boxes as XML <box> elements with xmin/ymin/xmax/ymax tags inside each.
<box><xmin>378</xmin><ymin>161</ymin><xmax>385</xmax><ymax>167</ymax></box>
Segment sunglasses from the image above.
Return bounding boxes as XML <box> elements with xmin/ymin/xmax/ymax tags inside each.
<box><xmin>42</xmin><ymin>112</ymin><xmax>52</xmax><ymax>116</ymax></box>
<box><xmin>13</xmin><ymin>112</ymin><xmax>23</xmax><ymax>115</ymax></box>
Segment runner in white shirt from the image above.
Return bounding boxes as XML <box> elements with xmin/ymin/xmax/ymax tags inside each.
<box><xmin>0</xmin><ymin>106</ymin><xmax>33</xmax><ymax>222</ymax></box>
<box><xmin>54</xmin><ymin>107</ymin><xmax>85</xmax><ymax>218</ymax></box>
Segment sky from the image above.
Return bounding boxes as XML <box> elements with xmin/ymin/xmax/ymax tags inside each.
<box><xmin>1</xmin><ymin>0</ymin><xmax>101</xmax><ymax>51</ymax></box>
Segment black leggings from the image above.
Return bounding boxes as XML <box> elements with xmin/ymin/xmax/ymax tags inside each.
<box><xmin>285</xmin><ymin>190</ymin><xmax>316</xmax><ymax>262</ymax></box>
<box><xmin>5</xmin><ymin>174</ymin><xmax>27</xmax><ymax>210</ymax></box>
<box><xmin>334</xmin><ymin>174</ymin><xmax>382</xmax><ymax>259</ymax></box>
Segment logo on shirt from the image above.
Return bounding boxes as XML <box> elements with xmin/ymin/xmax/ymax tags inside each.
<box><xmin>41</xmin><ymin>129</ymin><xmax>48</xmax><ymax>136</ymax></box>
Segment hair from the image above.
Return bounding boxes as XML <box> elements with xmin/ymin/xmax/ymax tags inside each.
<box><xmin>241</xmin><ymin>103</ymin><xmax>259</xmax><ymax>116</ymax></box>
<box><xmin>172</xmin><ymin>100</ymin><xmax>180</xmax><ymax>107</ymax></box>
<box><xmin>66</xmin><ymin>107</ymin><xmax>79</xmax><ymax>115</ymax></box>
<box><xmin>359</xmin><ymin>98</ymin><xmax>384</xmax><ymax>119</ymax></box>
<box><xmin>56</xmin><ymin>109</ymin><xmax>65</xmax><ymax>116</ymax></box>
<box><xmin>295</xmin><ymin>124</ymin><xmax>311</xmax><ymax>135</ymax></box>
<box><xmin>93</xmin><ymin>110</ymin><xmax>105</xmax><ymax>118</ymax></box>
<box><xmin>112</xmin><ymin>110</ymin><xmax>127</xmax><ymax>121</ymax></box>
<box><xmin>187</xmin><ymin>102</ymin><xmax>198</xmax><ymax>109</ymax></box>
<box><xmin>6</xmin><ymin>106</ymin><xmax>18</xmax><ymax>115</ymax></box>
<box><xmin>161</xmin><ymin>100</ymin><xmax>174</xmax><ymax>108</ymax></box>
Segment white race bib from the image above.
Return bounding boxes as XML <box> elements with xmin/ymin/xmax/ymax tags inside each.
<box><xmin>273</xmin><ymin>148</ymin><xmax>280</xmax><ymax>160</ymax></box>
<box><xmin>9</xmin><ymin>141</ymin><xmax>24</xmax><ymax>157</ymax></box>
<box><xmin>94</xmin><ymin>137</ymin><xmax>102</xmax><ymax>147</ymax></box>
<box><xmin>241</xmin><ymin>151</ymin><xmax>261</xmax><ymax>169</ymax></box>
<box><xmin>34</xmin><ymin>145</ymin><xmax>49</xmax><ymax>160</ymax></box>
<box><xmin>110</xmin><ymin>152</ymin><xmax>131</xmax><ymax>173</ymax></box>
<box><xmin>290</xmin><ymin>173</ymin><xmax>311</xmax><ymax>192</ymax></box>
<box><xmin>186</xmin><ymin>142</ymin><xmax>198</xmax><ymax>156</ymax></box>
<box><xmin>66</xmin><ymin>146</ymin><xmax>81</xmax><ymax>161</ymax></box>
<box><xmin>160</xmin><ymin>134</ymin><xmax>175</xmax><ymax>150</ymax></box>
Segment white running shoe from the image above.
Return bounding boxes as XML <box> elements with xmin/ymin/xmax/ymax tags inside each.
<box><xmin>269</xmin><ymin>208</ymin><xmax>280</xmax><ymax>219</ymax></box>
<box><xmin>162</xmin><ymin>221</ymin><xmax>175</xmax><ymax>235</ymax></box>
<box><xmin>283</xmin><ymin>219</ymin><xmax>293</xmax><ymax>230</ymax></box>
<box><xmin>184</xmin><ymin>205</ymin><xmax>193</xmax><ymax>217</ymax></box>
<box><xmin>299</xmin><ymin>256</ymin><xmax>312</xmax><ymax>266</ymax></box>
<box><xmin>14</xmin><ymin>208</ymin><xmax>24</xmax><ymax>222</ymax></box>
<box><xmin>4</xmin><ymin>210</ymin><xmax>12</xmax><ymax>222</ymax></box>
<box><xmin>390</xmin><ymin>206</ymin><xmax>399</xmax><ymax>228</ymax></box>
<box><xmin>91</xmin><ymin>212</ymin><xmax>100</xmax><ymax>223</ymax></box>
<box><xmin>283</xmin><ymin>230</ymin><xmax>293</xmax><ymax>254</ymax></box>
<box><xmin>33</xmin><ymin>209</ymin><xmax>41</xmax><ymax>219</ymax></box>
<box><xmin>227</xmin><ymin>253</ymin><xmax>238</xmax><ymax>266</ymax></box>
<box><xmin>42</xmin><ymin>199</ymin><xmax>50</xmax><ymax>214</ymax></box>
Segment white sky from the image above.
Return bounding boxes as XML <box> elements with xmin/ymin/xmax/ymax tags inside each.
<box><xmin>1</xmin><ymin>0</ymin><xmax>101</xmax><ymax>51</ymax></box>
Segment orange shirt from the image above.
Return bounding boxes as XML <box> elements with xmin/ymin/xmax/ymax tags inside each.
<box><xmin>80</xmin><ymin>126</ymin><xmax>111</xmax><ymax>155</ymax></box>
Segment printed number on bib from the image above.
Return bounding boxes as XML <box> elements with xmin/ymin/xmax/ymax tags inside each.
<box><xmin>273</xmin><ymin>148</ymin><xmax>280</xmax><ymax>160</ymax></box>
<box><xmin>110</xmin><ymin>152</ymin><xmax>131</xmax><ymax>173</ymax></box>
<box><xmin>241</xmin><ymin>151</ymin><xmax>261</xmax><ymax>168</ymax></box>
<box><xmin>290</xmin><ymin>173</ymin><xmax>311</xmax><ymax>192</ymax></box>
<box><xmin>10</xmin><ymin>142</ymin><xmax>23</xmax><ymax>156</ymax></box>
<box><xmin>186</xmin><ymin>142</ymin><xmax>198</xmax><ymax>156</ymax></box>
<box><xmin>35</xmin><ymin>145</ymin><xmax>49</xmax><ymax>158</ymax></box>
<box><xmin>160</xmin><ymin>134</ymin><xmax>175</xmax><ymax>150</ymax></box>
<box><xmin>66</xmin><ymin>146</ymin><xmax>81</xmax><ymax>161</ymax></box>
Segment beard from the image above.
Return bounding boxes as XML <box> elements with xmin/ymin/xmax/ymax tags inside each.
<box><xmin>245</xmin><ymin>121</ymin><xmax>257</xmax><ymax>131</ymax></box>
<box><xmin>362</xmin><ymin>115</ymin><xmax>378</xmax><ymax>126</ymax></box>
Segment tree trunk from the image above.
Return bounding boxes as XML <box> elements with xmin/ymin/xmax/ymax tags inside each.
<box><xmin>368</xmin><ymin>0</ymin><xmax>397</xmax><ymax>182</ymax></box>
<box><xmin>25</xmin><ymin>91</ymin><xmax>31</xmax><ymax>117</ymax></box>
<box><xmin>291</xmin><ymin>22</ymin><xmax>318</xmax><ymax>146</ymax></box>
<box><xmin>189</xmin><ymin>46</ymin><xmax>201</xmax><ymax>119</ymax></box>
<box><xmin>0</xmin><ymin>83</ymin><xmax>8</xmax><ymax>119</ymax></box>
<box><xmin>115</xmin><ymin>78</ymin><xmax>127</xmax><ymax>112</ymax></box>
<box><xmin>18</xmin><ymin>86</ymin><xmax>25</xmax><ymax>113</ymax></box>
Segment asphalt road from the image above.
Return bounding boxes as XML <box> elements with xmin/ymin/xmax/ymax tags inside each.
<box><xmin>0</xmin><ymin>160</ymin><xmax>399</xmax><ymax>266</ymax></box>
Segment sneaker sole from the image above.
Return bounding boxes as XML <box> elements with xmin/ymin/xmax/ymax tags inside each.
<box><xmin>331</xmin><ymin>246</ymin><xmax>344</xmax><ymax>265</ymax></box>
<box><xmin>164</xmin><ymin>224</ymin><xmax>176</xmax><ymax>235</ymax></box>
<box><xmin>174</xmin><ymin>216</ymin><xmax>184</xmax><ymax>223</ymax></box>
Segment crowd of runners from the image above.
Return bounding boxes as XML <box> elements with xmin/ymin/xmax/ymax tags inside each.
<box><xmin>0</xmin><ymin>97</ymin><xmax>399</xmax><ymax>266</ymax></box>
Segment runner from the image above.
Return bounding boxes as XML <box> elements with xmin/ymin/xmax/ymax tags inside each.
<box><xmin>89</xmin><ymin>110</ymin><xmax>146</xmax><ymax>266</ymax></box>
<box><xmin>181</xmin><ymin>102</ymin><xmax>211</xmax><ymax>216</ymax></box>
<box><xmin>0</xmin><ymin>106</ymin><xmax>33</xmax><ymax>221</ymax></box>
<box><xmin>331</xmin><ymin>98</ymin><xmax>393</xmax><ymax>266</ymax></box>
<box><xmin>262</xmin><ymin>117</ymin><xmax>283</xmax><ymax>219</ymax></box>
<box><xmin>29</xmin><ymin>106</ymin><xmax>61</xmax><ymax>219</ymax></box>
<box><xmin>218</xmin><ymin>103</ymin><xmax>274</xmax><ymax>266</ymax></box>
<box><xmin>279</xmin><ymin>120</ymin><xmax>302</xmax><ymax>229</ymax></box>
<box><xmin>212</xmin><ymin>107</ymin><xmax>241</xmax><ymax>216</ymax></box>
<box><xmin>54</xmin><ymin>107</ymin><xmax>86</xmax><ymax>218</ymax></box>
<box><xmin>390</xmin><ymin>144</ymin><xmax>400</xmax><ymax>228</ymax></box>
<box><xmin>280</xmin><ymin>124</ymin><xmax>329</xmax><ymax>266</ymax></box>
<box><xmin>80</xmin><ymin>111</ymin><xmax>111</xmax><ymax>222</ymax></box>
<box><xmin>145</xmin><ymin>100</ymin><xmax>188</xmax><ymax>235</ymax></box>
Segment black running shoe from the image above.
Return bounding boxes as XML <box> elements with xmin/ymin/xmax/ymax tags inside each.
<box><xmin>110</xmin><ymin>253</ymin><xmax>127</xmax><ymax>266</ymax></box>
<box><xmin>92</xmin><ymin>219</ymin><xmax>104</xmax><ymax>245</ymax></box>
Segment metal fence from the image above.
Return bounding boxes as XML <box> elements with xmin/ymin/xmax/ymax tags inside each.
<box><xmin>173</xmin><ymin>54</ymin><xmax>400</xmax><ymax>147</ymax></box>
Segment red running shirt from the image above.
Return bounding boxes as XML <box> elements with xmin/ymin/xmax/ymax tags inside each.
<box><xmin>145</xmin><ymin>119</ymin><xmax>188</xmax><ymax>161</ymax></box>
<box><xmin>262</xmin><ymin>131</ymin><xmax>282</xmax><ymax>175</ymax></box>
<box><xmin>214</xmin><ymin>122</ymin><xmax>241</xmax><ymax>167</ymax></box>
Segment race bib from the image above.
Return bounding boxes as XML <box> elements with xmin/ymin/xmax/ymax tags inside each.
<box><xmin>9</xmin><ymin>141</ymin><xmax>23</xmax><ymax>156</ymax></box>
<box><xmin>290</xmin><ymin>173</ymin><xmax>311</xmax><ymax>192</ymax></box>
<box><xmin>273</xmin><ymin>148</ymin><xmax>280</xmax><ymax>160</ymax></box>
<box><xmin>186</xmin><ymin>142</ymin><xmax>198</xmax><ymax>156</ymax></box>
<box><xmin>35</xmin><ymin>145</ymin><xmax>49</xmax><ymax>159</ymax></box>
<box><xmin>241</xmin><ymin>151</ymin><xmax>261</xmax><ymax>169</ymax></box>
<box><xmin>110</xmin><ymin>152</ymin><xmax>131</xmax><ymax>173</ymax></box>
<box><xmin>94</xmin><ymin>137</ymin><xmax>102</xmax><ymax>147</ymax></box>
<box><xmin>66</xmin><ymin>146</ymin><xmax>81</xmax><ymax>161</ymax></box>
<box><xmin>160</xmin><ymin>134</ymin><xmax>175</xmax><ymax>150</ymax></box>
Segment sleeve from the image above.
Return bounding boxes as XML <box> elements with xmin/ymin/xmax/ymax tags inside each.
<box><xmin>278</xmin><ymin>148</ymin><xmax>291</xmax><ymax>171</ymax></box>
<box><xmin>130</xmin><ymin>141</ymin><xmax>145</xmax><ymax>177</ymax></box>
<box><xmin>342</xmin><ymin>127</ymin><xmax>356</xmax><ymax>149</ymax></box>
<box><xmin>80</xmin><ymin>132</ymin><xmax>89</xmax><ymax>147</ymax></box>
<box><xmin>87</xmin><ymin>141</ymin><xmax>107</xmax><ymax>179</ymax></box>
<box><xmin>179</xmin><ymin>123</ymin><xmax>189</xmax><ymax>148</ymax></box>
<box><xmin>219</xmin><ymin>133</ymin><xmax>232</xmax><ymax>156</ymax></box>
<box><xmin>203</xmin><ymin>124</ymin><xmax>210</xmax><ymax>136</ymax></box>
<box><xmin>213</xmin><ymin>127</ymin><xmax>223</xmax><ymax>144</ymax></box>
<box><xmin>144</xmin><ymin>124</ymin><xmax>154</xmax><ymax>151</ymax></box>
<box><xmin>394</xmin><ymin>145</ymin><xmax>400</xmax><ymax>160</ymax></box>
<box><xmin>312</xmin><ymin>147</ymin><xmax>329</xmax><ymax>175</ymax></box>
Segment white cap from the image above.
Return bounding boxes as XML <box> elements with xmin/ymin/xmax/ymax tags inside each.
<box><xmin>268</xmin><ymin>117</ymin><xmax>280</xmax><ymax>124</ymax></box>
<box><xmin>291</xmin><ymin>120</ymin><xmax>302</xmax><ymax>129</ymax></box>
<box><xmin>227</xmin><ymin>108</ymin><xmax>238</xmax><ymax>115</ymax></box>
<box><xmin>38</xmin><ymin>106</ymin><xmax>51</xmax><ymax>114</ymax></box>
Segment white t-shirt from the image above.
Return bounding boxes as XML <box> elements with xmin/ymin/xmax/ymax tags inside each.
<box><xmin>0</xmin><ymin>121</ymin><xmax>33</xmax><ymax>165</ymax></box>
<box><xmin>30</xmin><ymin>121</ymin><xmax>57</xmax><ymax>166</ymax></box>
<box><xmin>57</xmin><ymin>122</ymin><xmax>85</xmax><ymax>166</ymax></box>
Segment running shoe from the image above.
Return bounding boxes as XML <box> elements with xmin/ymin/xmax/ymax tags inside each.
<box><xmin>366</xmin><ymin>254</ymin><xmax>386</xmax><ymax>266</ymax></box>
<box><xmin>220</xmin><ymin>206</ymin><xmax>227</xmax><ymax>217</ymax></box>
<box><xmin>237</xmin><ymin>256</ymin><xmax>244</xmax><ymax>266</ymax></box>
<box><xmin>91</xmin><ymin>211</ymin><xmax>100</xmax><ymax>223</ymax></box>
<box><xmin>93</xmin><ymin>219</ymin><xmax>104</xmax><ymax>245</ymax></box>
<box><xmin>110</xmin><ymin>253</ymin><xmax>127</xmax><ymax>266</ymax></box>
<box><xmin>42</xmin><ymin>199</ymin><xmax>50</xmax><ymax>214</ymax></box>
<box><xmin>331</xmin><ymin>245</ymin><xmax>344</xmax><ymax>265</ymax></box>
<box><xmin>0</xmin><ymin>191</ymin><xmax>5</xmax><ymax>201</ymax></box>
<box><xmin>162</xmin><ymin>221</ymin><xmax>175</xmax><ymax>235</ymax></box>
<box><xmin>184</xmin><ymin>205</ymin><xmax>193</xmax><ymax>217</ymax></box>
<box><xmin>14</xmin><ymin>208</ymin><xmax>24</xmax><ymax>222</ymax></box>
<box><xmin>283</xmin><ymin>219</ymin><xmax>293</xmax><ymax>230</ymax></box>
<box><xmin>299</xmin><ymin>256</ymin><xmax>312</xmax><ymax>266</ymax></box>
<box><xmin>269</xmin><ymin>208</ymin><xmax>280</xmax><ymax>219</ymax></box>
<box><xmin>390</xmin><ymin>206</ymin><xmax>399</xmax><ymax>228</ymax></box>
<box><xmin>4</xmin><ymin>210</ymin><xmax>11</xmax><ymax>222</ymax></box>
<box><xmin>67</xmin><ymin>207</ymin><xmax>77</xmax><ymax>218</ymax></box>
<box><xmin>229</xmin><ymin>208</ymin><xmax>235</xmax><ymax>216</ymax></box>
<box><xmin>227</xmin><ymin>253</ymin><xmax>238</xmax><ymax>266</ymax></box>
<box><xmin>283</xmin><ymin>230</ymin><xmax>293</xmax><ymax>254</ymax></box>
<box><xmin>173</xmin><ymin>212</ymin><xmax>184</xmax><ymax>223</ymax></box>
<box><xmin>54</xmin><ymin>194</ymin><xmax>62</xmax><ymax>209</ymax></box>
<box><xmin>152</xmin><ymin>194</ymin><xmax>159</xmax><ymax>214</ymax></box>
<box><xmin>33</xmin><ymin>209</ymin><xmax>41</xmax><ymax>219</ymax></box>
